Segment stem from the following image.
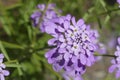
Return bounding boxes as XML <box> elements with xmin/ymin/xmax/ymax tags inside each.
<box><xmin>94</xmin><ymin>54</ymin><xmax>117</xmax><ymax>58</ymax></box>
<box><xmin>37</xmin><ymin>0</ymin><xmax>52</xmax><ymax>28</ymax></box>
<box><xmin>99</xmin><ymin>8</ymin><xmax>120</xmax><ymax>15</ymax></box>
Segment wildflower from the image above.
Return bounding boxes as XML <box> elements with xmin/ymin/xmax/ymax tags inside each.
<box><xmin>109</xmin><ymin>37</ymin><xmax>120</xmax><ymax>78</ymax></box>
<box><xmin>31</xmin><ymin>4</ymin><xmax>61</xmax><ymax>32</ymax></box>
<box><xmin>117</xmin><ymin>0</ymin><xmax>120</xmax><ymax>4</ymax></box>
<box><xmin>45</xmin><ymin>15</ymin><xmax>99</xmax><ymax>79</ymax></box>
<box><xmin>0</xmin><ymin>53</ymin><xmax>9</xmax><ymax>80</ymax></box>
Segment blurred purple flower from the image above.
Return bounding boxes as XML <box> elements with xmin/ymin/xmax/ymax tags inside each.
<box><xmin>117</xmin><ymin>0</ymin><xmax>120</xmax><ymax>4</ymax></box>
<box><xmin>109</xmin><ymin>37</ymin><xmax>120</xmax><ymax>78</ymax></box>
<box><xmin>31</xmin><ymin>4</ymin><xmax>61</xmax><ymax>32</ymax></box>
<box><xmin>96</xmin><ymin>43</ymin><xmax>106</xmax><ymax>54</ymax></box>
<box><xmin>45</xmin><ymin>15</ymin><xmax>100</xmax><ymax>79</ymax></box>
<box><xmin>0</xmin><ymin>53</ymin><xmax>9</xmax><ymax>80</ymax></box>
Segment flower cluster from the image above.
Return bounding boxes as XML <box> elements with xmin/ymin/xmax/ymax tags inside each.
<box><xmin>0</xmin><ymin>53</ymin><xmax>9</xmax><ymax>80</ymax></box>
<box><xmin>31</xmin><ymin>4</ymin><xmax>61</xmax><ymax>32</ymax></box>
<box><xmin>45</xmin><ymin>15</ymin><xmax>99</xmax><ymax>80</ymax></box>
<box><xmin>109</xmin><ymin>37</ymin><xmax>120</xmax><ymax>78</ymax></box>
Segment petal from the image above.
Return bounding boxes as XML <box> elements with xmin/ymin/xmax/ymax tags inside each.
<box><xmin>80</xmin><ymin>54</ymin><xmax>86</xmax><ymax>65</ymax></box>
<box><xmin>53</xmin><ymin>64</ymin><xmax>62</xmax><ymax>72</ymax></box>
<box><xmin>48</xmin><ymin>38</ymin><xmax>57</xmax><ymax>46</ymax></box>
<box><xmin>60</xmin><ymin>43</ymin><xmax>66</xmax><ymax>48</ymax></box>
<box><xmin>58</xmin><ymin>26</ymin><xmax>65</xmax><ymax>32</ymax></box>
<box><xmin>59</xmin><ymin>35</ymin><xmax>65</xmax><ymax>42</ymax></box>
<box><xmin>45</xmin><ymin>22</ymin><xmax>57</xmax><ymax>37</ymax></box>
<box><xmin>86</xmin><ymin>58</ymin><xmax>92</xmax><ymax>66</ymax></box>
<box><xmin>64</xmin><ymin>53</ymin><xmax>70</xmax><ymax>61</ymax></box>
<box><xmin>48</xmin><ymin>58</ymin><xmax>54</xmax><ymax>64</ymax></box>
<box><xmin>0</xmin><ymin>54</ymin><xmax>4</xmax><ymax>59</ymax></box>
<box><xmin>3</xmin><ymin>70</ymin><xmax>9</xmax><ymax>76</ymax></box>
<box><xmin>76</xmin><ymin>19</ymin><xmax>84</xmax><ymax>27</ymax></box>
<box><xmin>116</xmin><ymin>70</ymin><xmax>120</xmax><ymax>78</ymax></box>
<box><xmin>72</xmin><ymin>17</ymin><xmax>76</xmax><ymax>26</ymax></box>
<box><xmin>74</xmin><ymin>76</ymin><xmax>83</xmax><ymax>80</ymax></box>
<box><xmin>108</xmin><ymin>65</ymin><xmax>116</xmax><ymax>73</ymax></box>
<box><xmin>71</xmin><ymin>56</ymin><xmax>77</xmax><ymax>63</ymax></box>
<box><xmin>118</xmin><ymin>37</ymin><xmax>120</xmax><ymax>45</ymax></box>
<box><xmin>89</xmin><ymin>55</ymin><xmax>95</xmax><ymax>62</ymax></box>
<box><xmin>0</xmin><ymin>64</ymin><xmax>5</xmax><ymax>68</ymax></box>
<box><xmin>0</xmin><ymin>74</ymin><xmax>5</xmax><ymax>80</ymax></box>
<box><xmin>62</xmin><ymin>73</ymin><xmax>71</xmax><ymax>80</ymax></box>
<box><xmin>37</xmin><ymin>4</ymin><xmax>45</xmax><ymax>11</ymax></box>
<box><xmin>65</xmin><ymin>14</ymin><xmax>71</xmax><ymax>21</ymax></box>
<box><xmin>45</xmin><ymin>48</ymin><xmax>56</xmax><ymax>58</ymax></box>
<box><xmin>64</xmin><ymin>21</ymin><xmax>70</xmax><ymax>30</ymax></box>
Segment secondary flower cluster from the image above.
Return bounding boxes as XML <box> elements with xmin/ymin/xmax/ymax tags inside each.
<box><xmin>45</xmin><ymin>15</ymin><xmax>99</xmax><ymax>80</ymax></box>
<box><xmin>31</xmin><ymin>4</ymin><xmax>61</xmax><ymax>32</ymax></box>
<box><xmin>109</xmin><ymin>37</ymin><xmax>120</xmax><ymax>78</ymax></box>
<box><xmin>0</xmin><ymin>53</ymin><xmax>9</xmax><ymax>80</ymax></box>
<box><xmin>117</xmin><ymin>0</ymin><xmax>120</xmax><ymax>6</ymax></box>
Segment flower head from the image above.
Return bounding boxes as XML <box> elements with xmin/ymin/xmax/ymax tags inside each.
<box><xmin>31</xmin><ymin>3</ymin><xmax>61</xmax><ymax>32</ymax></box>
<box><xmin>109</xmin><ymin>37</ymin><xmax>120</xmax><ymax>78</ymax></box>
<box><xmin>45</xmin><ymin>15</ymin><xmax>100</xmax><ymax>79</ymax></box>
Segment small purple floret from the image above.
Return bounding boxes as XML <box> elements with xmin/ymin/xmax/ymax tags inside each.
<box><xmin>109</xmin><ymin>37</ymin><xmax>120</xmax><ymax>78</ymax></box>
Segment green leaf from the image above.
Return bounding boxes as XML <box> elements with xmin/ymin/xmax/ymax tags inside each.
<box><xmin>5</xmin><ymin>64</ymin><xmax>22</xmax><ymax>68</ymax></box>
<box><xmin>1</xmin><ymin>41</ymin><xmax>24</xmax><ymax>49</ymax></box>
<box><xmin>0</xmin><ymin>17</ymin><xmax>12</xmax><ymax>36</ymax></box>
<box><xmin>0</xmin><ymin>41</ymin><xmax>10</xmax><ymax>61</ymax></box>
<box><xmin>27</xmin><ymin>26</ymin><xmax>33</xmax><ymax>42</ymax></box>
<box><xmin>96</xmin><ymin>16</ymin><xmax>102</xmax><ymax>29</ymax></box>
<box><xmin>104</xmin><ymin>15</ymin><xmax>110</xmax><ymax>24</ymax></box>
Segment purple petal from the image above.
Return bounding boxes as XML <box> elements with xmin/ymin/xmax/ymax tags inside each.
<box><xmin>116</xmin><ymin>70</ymin><xmax>120</xmax><ymax>78</ymax></box>
<box><xmin>80</xmin><ymin>54</ymin><xmax>86</xmax><ymax>65</ymax></box>
<box><xmin>60</xmin><ymin>43</ymin><xmax>66</xmax><ymax>48</ymax></box>
<box><xmin>86</xmin><ymin>58</ymin><xmax>92</xmax><ymax>66</ymax></box>
<box><xmin>45</xmin><ymin>22</ymin><xmax>57</xmax><ymax>37</ymax></box>
<box><xmin>62</xmin><ymin>73</ymin><xmax>71</xmax><ymax>80</ymax></box>
<box><xmin>0</xmin><ymin>74</ymin><xmax>4</xmax><ymax>80</ymax></box>
<box><xmin>45</xmin><ymin>48</ymin><xmax>56</xmax><ymax>58</ymax></box>
<box><xmin>64</xmin><ymin>53</ymin><xmax>70</xmax><ymax>61</ymax></box>
<box><xmin>76</xmin><ymin>19</ymin><xmax>84</xmax><ymax>27</ymax></box>
<box><xmin>108</xmin><ymin>65</ymin><xmax>116</xmax><ymax>73</ymax></box>
<box><xmin>64</xmin><ymin>21</ymin><xmax>70</xmax><ymax>30</ymax></box>
<box><xmin>117</xmin><ymin>0</ymin><xmax>120</xmax><ymax>4</ymax></box>
<box><xmin>37</xmin><ymin>4</ymin><xmax>45</xmax><ymax>11</ymax></box>
<box><xmin>3</xmin><ymin>70</ymin><xmax>9</xmax><ymax>76</ymax></box>
<box><xmin>58</xmin><ymin>26</ymin><xmax>65</xmax><ymax>32</ymax></box>
<box><xmin>72</xmin><ymin>17</ymin><xmax>76</xmax><ymax>26</ymax></box>
<box><xmin>0</xmin><ymin>54</ymin><xmax>4</xmax><ymax>59</ymax></box>
<box><xmin>48</xmin><ymin>38</ymin><xmax>57</xmax><ymax>46</ymax></box>
<box><xmin>53</xmin><ymin>64</ymin><xmax>62</xmax><ymax>72</ymax></box>
<box><xmin>74</xmin><ymin>76</ymin><xmax>83</xmax><ymax>80</ymax></box>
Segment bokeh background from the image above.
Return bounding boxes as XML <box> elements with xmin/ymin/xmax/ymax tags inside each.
<box><xmin>0</xmin><ymin>0</ymin><xmax>120</xmax><ymax>80</ymax></box>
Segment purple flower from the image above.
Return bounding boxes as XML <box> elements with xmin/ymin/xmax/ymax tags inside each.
<box><xmin>31</xmin><ymin>4</ymin><xmax>61</xmax><ymax>32</ymax></box>
<box><xmin>96</xmin><ymin>43</ymin><xmax>106</xmax><ymax>54</ymax></box>
<box><xmin>109</xmin><ymin>37</ymin><xmax>120</xmax><ymax>78</ymax></box>
<box><xmin>45</xmin><ymin>15</ymin><xmax>100</xmax><ymax>79</ymax></box>
<box><xmin>117</xmin><ymin>0</ymin><xmax>120</xmax><ymax>4</ymax></box>
<box><xmin>0</xmin><ymin>53</ymin><xmax>9</xmax><ymax>80</ymax></box>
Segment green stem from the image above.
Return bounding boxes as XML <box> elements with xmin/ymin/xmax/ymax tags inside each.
<box><xmin>99</xmin><ymin>8</ymin><xmax>120</xmax><ymax>15</ymax></box>
<box><xmin>94</xmin><ymin>54</ymin><xmax>117</xmax><ymax>58</ymax></box>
